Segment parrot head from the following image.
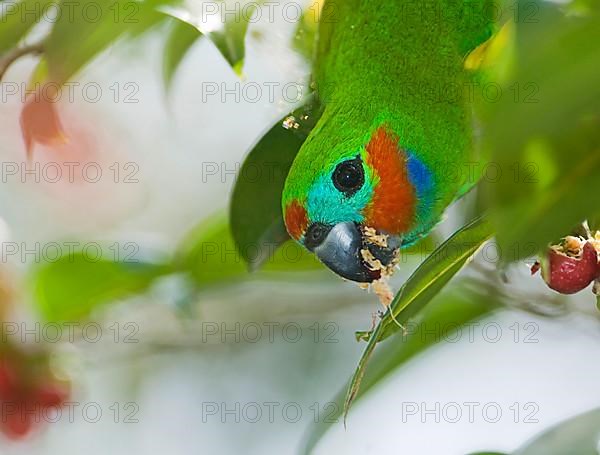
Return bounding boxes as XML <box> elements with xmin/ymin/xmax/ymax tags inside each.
<box><xmin>282</xmin><ymin>117</ymin><xmax>435</xmax><ymax>283</ymax></box>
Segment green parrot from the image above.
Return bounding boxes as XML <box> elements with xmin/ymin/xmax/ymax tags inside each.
<box><xmin>282</xmin><ymin>0</ymin><xmax>496</xmax><ymax>282</ymax></box>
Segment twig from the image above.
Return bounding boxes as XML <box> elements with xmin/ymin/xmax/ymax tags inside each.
<box><xmin>0</xmin><ymin>42</ymin><xmax>44</xmax><ymax>82</ymax></box>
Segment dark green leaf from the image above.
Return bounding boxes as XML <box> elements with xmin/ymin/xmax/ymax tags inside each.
<box><xmin>163</xmin><ymin>17</ymin><xmax>202</xmax><ymax>91</ymax></box>
<box><xmin>32</xmin><ymin>255</ymin><xmax>170</xmax><ymax>323</ymax></box>
<box><xmin>230</xmin><ymin>98</ymin><xmax>322</xmax><ymax>270</ymax></box>
<box><xmin>515</xmin><ymin>408</ymin><xmax>600</xmax><ymax>455</ymax></box>
<box><xmin>0</xmin><ymin>0</ymin><xmax>53</xmax><ymax>54</ymax></box>
<box><xmin>483</xmin><ymin>3</ymin><xmax>600</xmax><ymax>260</ymax></box>
<box><xmin>303</xmin><ymin>284</ymin><xmax>501</xmax><ymax>454</ymax></box>
<box><xmin>345</xmin><ymin>216</ymin><xmax>494</xmax><ymax>417</ymax></box>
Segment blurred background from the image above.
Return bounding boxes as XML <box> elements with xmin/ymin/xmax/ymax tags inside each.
<box><xmin>0</xmin><ymin>0</ymin><xmax>599</xmax><ymax>454</ymax></box>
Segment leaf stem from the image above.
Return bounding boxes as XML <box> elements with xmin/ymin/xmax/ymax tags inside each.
<box><xmin>0</xmin><ymin>41</ymin><xmax>45</xmax><ymax>83</ymax></box>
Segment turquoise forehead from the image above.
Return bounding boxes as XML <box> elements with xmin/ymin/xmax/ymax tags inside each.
<box><xmin>305</xmin><ymin>154</ymin><xmax>374</xmax><ymax>225</ymax></box>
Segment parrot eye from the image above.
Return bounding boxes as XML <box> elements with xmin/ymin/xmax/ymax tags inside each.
<box><xmin>332</xmin><ymin>156</ymin><xmax>364</xmax><ymax>196</ymax></box>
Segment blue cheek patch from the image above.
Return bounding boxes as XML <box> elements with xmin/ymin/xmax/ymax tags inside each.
<box><xmin>406</xmin><ymin>152</ymin><xmax>436</xmax><ymax>221</ymax></box>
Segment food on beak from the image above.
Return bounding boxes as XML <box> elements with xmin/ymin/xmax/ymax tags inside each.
<box><xmin>306</xmin><ymin>222</ymin><xmax>401</xmax><ymax>284</ymax></box>
<box><xmin>360</xmin><ymin>226</ymin><xmax>400</xmax><ymax>307</ymax></box>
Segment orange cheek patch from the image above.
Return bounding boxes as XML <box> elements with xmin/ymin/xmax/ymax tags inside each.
<box><xmin>284</xmin><ymin>200</ymin><xmax>309</xmax><ymax>240</ymax></box>
<box><xmin>364</xmin><ymin>126</ymin><xmax>416</xmax><ymax>234</ymax></box>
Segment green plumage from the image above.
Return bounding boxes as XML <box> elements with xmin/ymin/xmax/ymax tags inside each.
<box><xmin>283</xmin><ymin>0</ymin><xmax>495</xmax><ymax>241</ymax></box>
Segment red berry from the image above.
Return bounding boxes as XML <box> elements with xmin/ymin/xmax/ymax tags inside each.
<box><xmin>543</xmin><ymin>242</ymin><xmax>600</xmax><ymax>294</ymax></box>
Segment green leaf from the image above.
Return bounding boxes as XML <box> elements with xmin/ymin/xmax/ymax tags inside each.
<box><xmin>515</xmin><ymin>408</ymin><xmax>600</xmax><ymax>455</ymax></box>
<box><xmin>468</xmin><ymin>408</ymin><xmax>600</xmax><ymax>455</ymax></box>
<box><xmin>229</xmin><ymin>98</ymin><xmax>322</xmax><ymax>270</ymax></box>
<box><xmin>163</xmin><ymin>17</ymin><xmax>202</xmax><ymax>91</ymax></box>
<box><xmin>205</xmin><ymin>1</ymin><xmax>256</xmax><ymax>76</ymax></box>
<box><xmin>32</xmin><ymin>255</ymin><xmax>170</xmax><ymax>323</ymax></box>
<box><xmin>165</xmin><ymin>0</ymin><xmax>259</xmax><ymax>75</ymax></box>
<box><xmin>27</xmin><ymin>57</ymin><xmax>48</xmax><ymax>91</ymax></box>
<box><xmin>45</xmin><ymin>0</ymin><xmax>126</xmax><ymax>84</ymax></box>
<box><xmin>302</xmin><ymin>284</ymin><xmax>501</xmax><ymax>454</ymax></box>
<box><xmin>568</xmin><ymin>0</ymin><xmax>600</xmax><ymax>15</ymax></box>
<box><xmin>125</xmin><ymin>1</ymin><xmax>170</xmax><ymax>38</ymax></box>
<box><xmin>177</xmin><ymin>214</ymin><xmax>249</xmax><ymax>287</ymax></box>
<box><xmin>484</xmin><ymin>3</ymin><xmax>600</xmax><ymax>260</ymax></box>
<box><xmin>345</xmin><ymin>216</ymin><xmax>494</xmax><ymax>417</ymax></box>
<box><xmin>0</xmin><ymin>0</ymin><xmax>53</xmax><ymax>54</ymax></box>
<box><xmin>363</xmin><ymin>216</ymin><xmax>494</xmax><ymax>343</ymax></box>
<box><xmin>177</xmin><ymin>214</ymin><xmax>323</xmax><ymax>288</ymax></box>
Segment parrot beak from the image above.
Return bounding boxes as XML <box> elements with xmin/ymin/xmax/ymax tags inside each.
<box><xmin>305</xmin><ymin>221</ymin><xmax>401</xmax><ymax>283</ymax></box>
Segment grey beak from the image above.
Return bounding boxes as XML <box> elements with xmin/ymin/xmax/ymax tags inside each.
<box><xmin>305</xmin><ymin>221</ymin><xmax>400</xmax><ymax>283</ymax></box>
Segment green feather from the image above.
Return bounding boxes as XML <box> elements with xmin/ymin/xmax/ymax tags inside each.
<box><xmin>283</xmin><ymin>0</ymin><xmax>495</xmax><ymax>238</ymax></box>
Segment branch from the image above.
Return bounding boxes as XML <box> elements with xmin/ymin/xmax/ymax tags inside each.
<box><xmin>0</xmin><ymin>42</ymin><xmax>44</xmax><ymax>82</ymax></box>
